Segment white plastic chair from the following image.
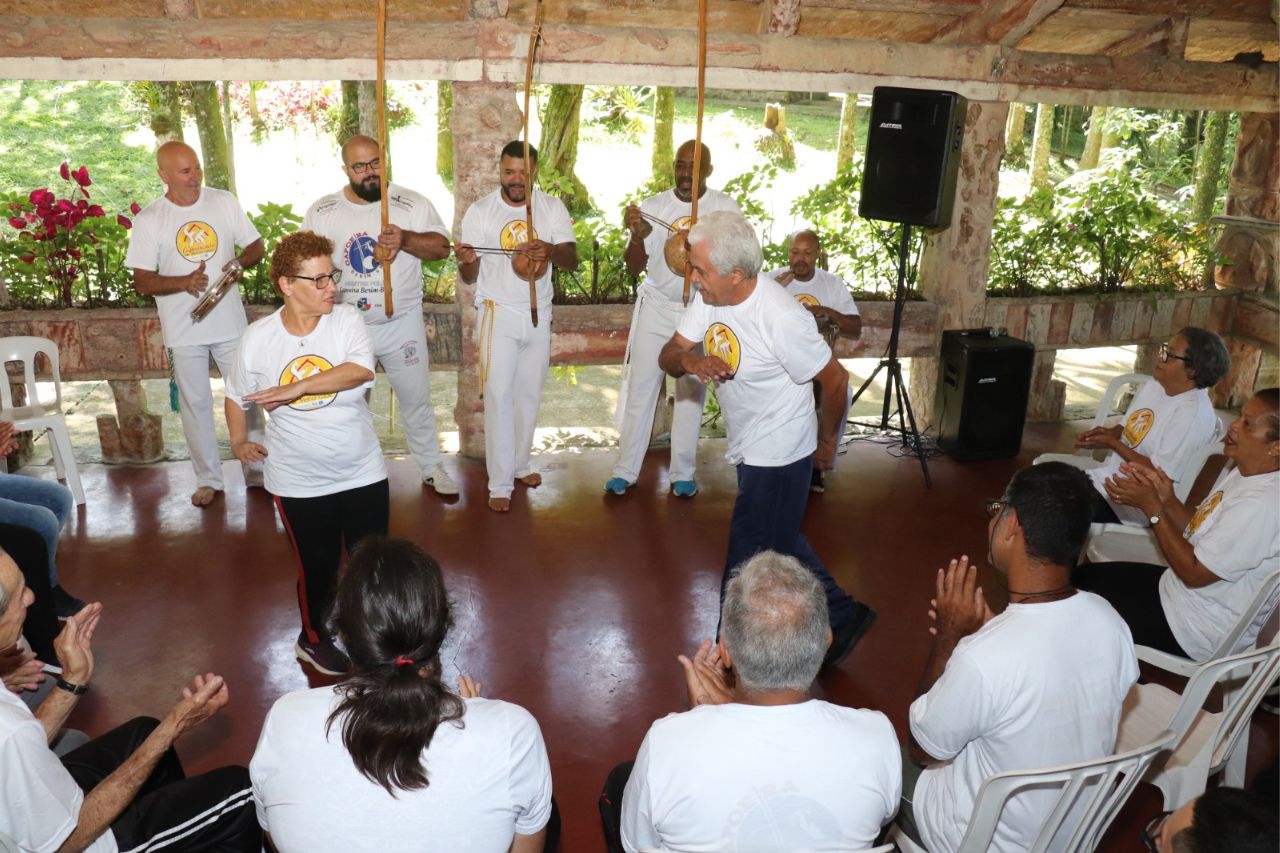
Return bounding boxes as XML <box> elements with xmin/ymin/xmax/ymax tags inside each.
<box><xmin>1034</xmin><ymin>372</ymin><xmax>1151</xmax><ymax>470</ymax></box>
<box><xmin>0</xmin><ymin>336</ymin><xmax>85</xmax><ymax>504</ymax></box>
<box><xmin>1115</xmin><ymin>643</ymin><xmax>1279</xmax><ymax>809</ymax></box>
<box><xmin>890</xmin><ymin>730</ymin><xmax>1176</xmax><ymax>853</ymax></box>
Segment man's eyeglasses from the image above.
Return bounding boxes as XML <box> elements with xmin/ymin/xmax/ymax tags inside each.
<box><xmin>347</xmin><ymin>158</ymin><xmax>381</xmax><ymax>175</ymax></box>
<box><xmin>290</xmin><ymin>271</ymin><xmax>343</xmax><ymax>289</ymax></box>
<box><xmin>984</xmin><ymin>498</ymin><xmax>1010</xmax><ymax>518</ymax></box>
<box><xmin>1159</xmin><ymin>343</ymin><xmax>1191</xmax><ymax>365</ymax></box>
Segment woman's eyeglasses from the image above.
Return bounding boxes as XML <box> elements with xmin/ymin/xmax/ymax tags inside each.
<box><xmin>1159</xmin><ymin>343</ymin><xmax>1190</xmax><ymax>365</ymax></box>
<box><xmin>290</xmin><ymin>271</ymin><xmax>343</xmax><ymax>289</ymax></box>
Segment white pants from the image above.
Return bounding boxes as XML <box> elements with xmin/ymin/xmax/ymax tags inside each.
<box><xmin>478</xmin><ymin>301</ymin><xmax>550</xmax><ymax>499</ymax></box>
<box><xmin>171</xmin><ymin>338</ymin><xmax>264</xmax><ymax>490</ymax></box>
<box><xmin>611</xmin><ymin>293</ymin><xmax>706</xmax><ymax>484</ymax></box>
<box><xmin>367</xmin><ymin>311</ymin><xmax>442</xmax><ymax>476</ymax></box>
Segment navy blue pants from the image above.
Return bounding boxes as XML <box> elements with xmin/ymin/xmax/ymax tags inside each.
<box><xmin>721</xmin><ymin>456</ymin><xmax>855</xmax><ymax>628</ymax></box>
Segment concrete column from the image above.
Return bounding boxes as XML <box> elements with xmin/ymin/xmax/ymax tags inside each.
<box><xmin>1215</xmin><ymin>112</ymin><xmax>1278</xmax><ymax>297</ymax></box>
<box><xmin>450</xmin><ymin>80</ymin><xmax>522</xmax><ymax>459</ymax></box>
<box><xmin>96</xmin><ymin>379</ymin><xmax>164</xmax><ymax>463</ymax></box>
<box><xmin>1025</xmin><ymin>349</ymin><xmax>1065</xmax><ymax>422</ymax></box>
<box><xmin>909</xmin><ymin>100</ymin><xmax>1009</xmax><ymax>429</ymax></box>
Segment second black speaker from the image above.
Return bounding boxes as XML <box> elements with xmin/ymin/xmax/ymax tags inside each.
<box><xmin>859</xmin><ymin>87</ymin><xmax>967</xmax><ymax>229</ymax></box>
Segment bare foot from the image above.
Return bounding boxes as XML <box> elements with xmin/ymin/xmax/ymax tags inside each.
<box><xmin>488</xmin><ymin>496</ymin><xmax>511</xmax><ymax>512</ymax></box>
<box><xmin>191</xmin><ymin>486</ymin><xmax>219</xmax><ymax>507</ymax></box>
<box><xmin>516</xmin><ymin>473</ymin><xmax>542</xmax><ymax>488</ymax></box>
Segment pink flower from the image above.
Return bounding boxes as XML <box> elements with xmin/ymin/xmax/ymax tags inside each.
<box><xmin>130</xmin><ymin>201</ymin><xmax>141</xmax><ymax>215</ymax></box>
<box><xmin>116</xmin><ymin>215</ymin><xmax>132</xmax><ymax>230</ymax></box>
<box><xmin>29</xmin><ymin>188</ymin><xmax>52</xmax><ymax>206</ymax></box>
<box><xmin>7</xmin><ymin>217</ymin><xmax>26</xmax><ymax>230</ymax></box>
<box><xmin>68</xmin><ymin>248</ymin><xmax>82</xmax><ymax>260</ymax></box>
<box><xmin>86</xmin><ymin>204</ymin><xmax>104</xmax><ymax>217</ymax></box>
<box><xmin>71</xmin><ymin>166</ymin><xmax>91</xmax><ymax>187</ymax></box>
<box><xmin>18</xmin><ymin>254</ymin><xmax>35</xmax><ymax>264</ymax></box>
<box><xmin>59</xmin><ymin>162</ymin><xmax>70</xmax><ymax>181</ymax></box>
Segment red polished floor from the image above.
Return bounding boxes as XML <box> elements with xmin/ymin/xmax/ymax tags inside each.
<box><xmin>40</xmin><ymin>422</ymin><xmax>1277</xmax><ymax>852</ymax></box>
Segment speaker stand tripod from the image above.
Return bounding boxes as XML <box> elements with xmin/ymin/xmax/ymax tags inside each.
<box><xmin>848</xmin><ymin>222</ymin><xmax>933</xmax><ymax>487</ymax></box>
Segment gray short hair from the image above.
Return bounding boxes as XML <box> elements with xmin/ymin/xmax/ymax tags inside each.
<box><xmin>721</xmin><ymin>551</ymin><xmax>828</xmax><ymax>692</ymax></box>
<box><xmin>687</xmin><ymin>211</ymin><xmax>763</xmax><ymax>278</ymax></box>
<box><xmin>1179</xmin><ymin>327</ymin><xmax>1230</xmax><ymax>389</ymax></box>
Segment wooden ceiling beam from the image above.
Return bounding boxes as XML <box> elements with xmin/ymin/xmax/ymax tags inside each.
<box><xmin>1063</xmin><ymin>0</ymin><xmax>1272</xmax><ymax>23</ymax></box>
<box><xmin>932</xmin><ymin>0</ymin><xmax>1067</xmax><ymax>44</ymax></box>
<box><xmin>0</xmin><ymin>15</ymin><xmax>1272</xmax><ymax>111</ymax></box>
<box><xmin>1099</xmin><ymin>16</ymin><xmax>1183</xmax><ymax>55</ymax></box>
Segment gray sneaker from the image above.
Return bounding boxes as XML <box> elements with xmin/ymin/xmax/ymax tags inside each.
<box><xmin>424</xmin><ymin>465</ymin><xmax>460</xmax><ymax>496</ymax></box>
<box><xmin>295</xmin><ymin>632</ymin><xmax>351</xmax><ymax>676</ymax></box>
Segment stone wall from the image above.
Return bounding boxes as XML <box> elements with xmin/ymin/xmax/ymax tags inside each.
<box><xmin>1215</xmin><ymin>112</ymin><xmax>1279</xmax><ymax>296</ymax></box>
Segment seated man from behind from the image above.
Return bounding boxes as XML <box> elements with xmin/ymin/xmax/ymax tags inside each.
<box><xmin>1153</xmin><ymin>786</ymin><xmax>1278</xmax><ymax>853</ymax></box>
<box><xmin>606</xmin><ymin>550</ymin><xmax>900</xmax><ymax>852</ymax></box>
<box><xmin>899</xmin><ymin>462</ymin><xmax>1139</xmax><ymax>852</ymax></box>
<box><xmin>0</xmin><ymin>548</ymin><xmax>261</xmax><ymax>852</ymax></box>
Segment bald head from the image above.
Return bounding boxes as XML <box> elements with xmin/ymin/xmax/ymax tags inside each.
<box><xmin>341</xmin><ymin>134</ymin><xmax>380</xmax><ymax>164</ymax></box>
<box><xmin>674</xmin><ymin>140</ymin><xmax>713</xmax><ymax>203</ymax></box>
<box><xmin>788</xmin><ymin>229</ymin><xmax>821</xmax><ymax>281</ymax></box>
<box><xmin>341</xmin><ymin>135</ymin><xmax>383</xmax><ymax>203</ymax></box>
<box><xmin>156</xmin><ymin>141</ymin><xmax>203</xmax><ymax>205</ymax></box>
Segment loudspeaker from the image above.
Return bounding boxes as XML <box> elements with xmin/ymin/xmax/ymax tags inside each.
<box><xmin>934</xmin><ymin>330</ymin><xmax>1035</xmax><ymax>461</ymax></box>
<box><xmin>859</xmin><ymin>87</ymin><xmax>968</xmax><ymax>228</ymax></box>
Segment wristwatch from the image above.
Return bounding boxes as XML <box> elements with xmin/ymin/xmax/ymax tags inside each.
<box><xmin>1149</xmin><ymin>511</ymin><xmax>1163</xmax><ymax>525</ymax></box>
<box><xmin>55</xmin><ymin>678</ymin><xmax>88</xmax><ymax>695</ymax></box>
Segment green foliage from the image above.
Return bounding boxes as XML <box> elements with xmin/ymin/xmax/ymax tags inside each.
<box><xmin>422</xmin><ymin>256</ymin><xmax>457</xmax><ymax>304</ymax></box>
<box><xmin>582</xmin><ymin>86</ymin><xmax>652</xmax><ymax>142</ymax></box>
<box><xmin>988</xmin><ymin>153</ymin><xmax>1215</xmax><ymax>295</ymax></box>
<box><xmin>537</xmin><ymin>163</ymin><xmax>593</xmax><ymax>219</ymax></box>
<box><xmin>553</xmin><ymin>212</ymin><xmax>635</xmax><ymax>304</ymax></box>
<box><xmin>239</xmin><ymin>201</ymin><xmax>302</xmax><ymax>304</ymax></box>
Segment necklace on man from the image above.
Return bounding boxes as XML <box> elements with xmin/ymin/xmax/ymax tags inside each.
<box><xmin>1007</xmin><ymin>583</ymin><xmax>1076</xmax><ymax>603</ymax></box>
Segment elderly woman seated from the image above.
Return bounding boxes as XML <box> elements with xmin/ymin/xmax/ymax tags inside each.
<box><xmin>1074</xmin><ymin>327</ymin><xmax>1230</xmax><ymax>526</ymax></box>
<box><xmin>1074</xmin><ymin>388</ymin><xmax>1280</xmax><ymax>660</ymax></box>
<box><xmin>250</xmin><ymin>536</ymin><xmax>556</xmax><ymax>851</ymax></box>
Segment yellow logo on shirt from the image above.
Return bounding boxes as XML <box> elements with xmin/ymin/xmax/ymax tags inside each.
<box><xmin>175</xmin><ymin>221</ymin><xmax>218</xmax><ymax>262</ymax></box>
<box><xmin>1187</xmin><ymin>490</ymin><xmax>1224</xmax><ymax>535</ymax></box>
<box><xmin>670</xmin><ymin>215</ymin><xmax>693</xmax><ymax>234</ymax></box>
<box><xmin>794</xmin><ymin>293</ymin><xmax>820</xmax><ymax>307</ymax></box>
<box><xmin>279</xmin><ymin>355</ymin><xmax>337</xmax><ymax>411</ymax></box>
<box><xmin>500</xmin><ymin>220</ymin><xmax>539</xmax><ymax>251</ymax></box>
<box><xmin>1122</xmin><ymin>408</ymin><xmax>1154</xmax><ymax>448</ymax></box>
<box><xmin>704</xmin><ymin>323</ymin><xmax>741</xmax><ymax>375</ymax></box>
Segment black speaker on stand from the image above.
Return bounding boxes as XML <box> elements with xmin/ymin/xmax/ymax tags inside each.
<box><xmin>850</xmin><ymin>87</ymin><xmax>968</xmax><ymax>487</ymax></box>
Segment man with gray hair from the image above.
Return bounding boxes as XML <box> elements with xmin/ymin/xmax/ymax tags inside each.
<box><xmin>600</xmin><ymin>550</ymin><xmax>900</xmax><ymax>852</ymax></box>
<box><xmin>658</xmin><ymin>211</ymin><xmax>875</xmax><ymax>669</ymax></box>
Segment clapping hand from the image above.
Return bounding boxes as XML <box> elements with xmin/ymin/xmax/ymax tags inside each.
<box><xmin>678</xmin><ymin>639</ymin><xmax>734</xmax><ymax>708</ymax></box>
<box><xmin>929</xmin><ymin>557</ymin><xmax>993</xmax><ymax>641</ymax></box>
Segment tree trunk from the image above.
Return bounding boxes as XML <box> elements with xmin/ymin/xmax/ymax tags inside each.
<box><xmin>137</xmin><ymin>81</ymin><xmax>184</xmax><ymax>145</ymax></box>
<box><xmin>358</xmin><ymin>80</ymin><xmax>377</xmax><ymax>136</ymax></box>
<box><xmin>538</xmin><ymin>84</ymin><xmax>592</xmax><ymax>216</ymax></box>
<box><xmin>1005</xmin><ymin>103</ymin><xmax>1028</xmax><ymax>160</ymax></box>
<box><xmin>1079</xmin><ymin>106</ymin><xmax>1106</xmax><ymax>170</ymax></box>
<box><xmin>190</xmin><ymin>81</ymin><xmax>234</xmax><ymax>193</ymax></box>
<box><xmin>1191</xmin><ymin>111</ymin><xmax>1229</xmax><ymax>222</ymax></box>
<box><xmin>835</xmin><ymin>92</ymin><xmax>859</xmax><ymax>173</ymax></box>
<box><xmin>338</xmin><ymin>81</ymin><xmax>360</xmax><ymax>146</ymax></box>
<box><xmin>651</xmin><ymin>86</ymin><xmax>675</xmax><ymax>187</ymax></box>
<box><xmin>1029</xmin><ymin>103</ymin><xmax>1055</xmax><ymax>191</ymax></box>
<box><xmin>247</xmin><ymin>81</ymin><xmax>264</xmax><ymax>133</ymax></box>
<box><xmin>437</xmin><ymin>81</ymin><xmax>454</xmax><ymax>188</ymax></box>
<box><xmin>220</xmin><ymin>81</ymin><xmax>236</xmax><ymax>191</ymax></box>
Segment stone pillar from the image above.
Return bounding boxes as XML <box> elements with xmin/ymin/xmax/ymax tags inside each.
<box><xmin>96</xmin><ymin>379</ymin><xmax>164</xmax><ymax>463</ymax></box>
<box><xmin>450</xmin><ymin>80</ymin><xmax>522</xmax><ymax>459</ymax></box>
<box><xmin>1025</xmin><ymin>350</ymin><xmax>1065</xmax><ymax>421</ymax></box>
<box><xmin>909</xmin><ymin>100</ymin><xmax>1008</xmax><ymax>429</ymax></box>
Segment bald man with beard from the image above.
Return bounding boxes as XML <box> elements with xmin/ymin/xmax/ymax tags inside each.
<box><xmin>126</xmin><ymin>142</ymin><xmax>266</xmax><ymax>507</ymax></box>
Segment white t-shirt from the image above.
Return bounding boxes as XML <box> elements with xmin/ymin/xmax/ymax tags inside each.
<box><xmin>1089</xmin><ymin>382</ymin><xmax>1218</xmax><ymax>525</ymax></box>
<box><xmin>302</xmin><ymin>183</ymin><xmax>449</xmax><ymax>324</ymax></box>
<box><xmin>460</xmin><ymin>189</ymin><xmax>575</xmax><ymax>310</ymax></box>
<box><xmin>0</xmin><ymin>688</ymin><xmax>116</xmax><ymax>852</ymax></box>
<box><xmin>636</xmin><ymin>189</ymin><xmax>741</xmax><ymax>303</ymax></box>
<box><xmin>910</xmin><ymin>592</ymin><xmax>1138</xmax><ymax>853</ymax></box>
<box><xmin>225</xmin><ymin>305</ymin><xmax>385</xmax><ymax>498</ymax></box>
<box><xmin>620</xmin><ymin>700</ymin><xmax>900</xmax><ymax>853</ymax></box>
<box><xmin>676</xmin><ymin>277</ymin><xmax>832</xmax><ymax>467</ymax></box>
<box><xmin>250</xmin><ymin>687</ymin><xmax>552</xmax><ymax>853</ymax></box>
<box><xmin>764</xmin><ymin>267</ymin><xmax>860</xmax><ymax>318</ymax></box>
<box><xmin>1160</xmin><ymin>467</ymin><xmax>1280</xmax><ymax>661</ymax></box>
<box><xmin>125</xmin><ymin>187</ymin><xmax>261</xmax><ymax>347</ymax></box>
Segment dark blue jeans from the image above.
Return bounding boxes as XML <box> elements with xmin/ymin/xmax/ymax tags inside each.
<box><xmin>722</xmin><ymin>456</ymin><xmax>855</xmax><ymax>628</ymax></box>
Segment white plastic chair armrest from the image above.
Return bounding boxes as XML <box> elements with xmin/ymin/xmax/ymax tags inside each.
<box><xmin>1136</xmin><ymin>645</ymin><xmax>1198</xmax><ymax>677</ymax></box>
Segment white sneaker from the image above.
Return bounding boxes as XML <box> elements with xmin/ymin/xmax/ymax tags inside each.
<box><xmin>424</xmin><ymin>465</ymin><xmax>460</xmax><ymax>496</ymax></box>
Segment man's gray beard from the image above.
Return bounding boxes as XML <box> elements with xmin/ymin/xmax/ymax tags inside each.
<box><xmin>350</xmin><ymin>180</ymin><xmax>381</xmax><ymax>202</ymax></box>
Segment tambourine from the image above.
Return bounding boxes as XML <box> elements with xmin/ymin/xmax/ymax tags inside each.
<box><xmin>190</xmin><ymin>259</ymin><xmax>243</xmax><ymax>322</ymax></box>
